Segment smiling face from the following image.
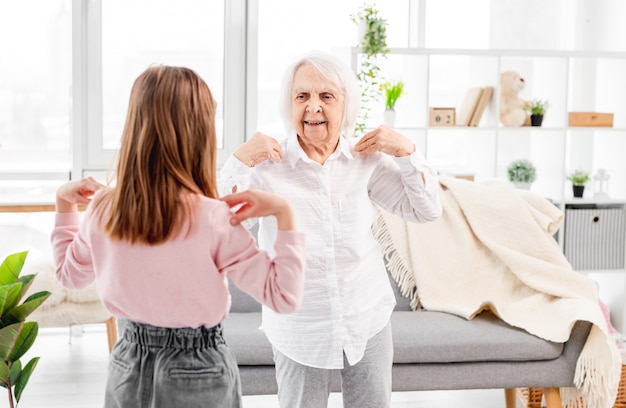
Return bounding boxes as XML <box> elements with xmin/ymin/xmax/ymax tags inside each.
<box><xmin>291</xmin><ymin>63</ymin><xmax>345</xmax><ymax>156</ymax></box>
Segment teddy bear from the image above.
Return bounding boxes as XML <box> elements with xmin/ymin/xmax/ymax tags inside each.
<box><xmin>499</xmin><ymin>70</ymin><xmax>530</xmax><ymax>127</ymax></box>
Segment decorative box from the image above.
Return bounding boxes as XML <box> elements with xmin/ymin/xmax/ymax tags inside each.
<box><xmin>568</xmin><ymin>112</ymin><xmax>614</xmax><ymax>127</ymax></box>
<box><xmin>429</xmin><ymin>107</ymin><xmax>456</xmax><ymax>126</ymax></box>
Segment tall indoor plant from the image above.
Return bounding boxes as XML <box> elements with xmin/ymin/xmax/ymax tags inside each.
<box><xmin>0</xmin><ymin>251</ymin><xmax>50</xmax><ymax>407</ymax></box>
<box><xmin>351</xmin><ymin>4</ymin><xmax>389</xmax><ymax>136</ymax></box>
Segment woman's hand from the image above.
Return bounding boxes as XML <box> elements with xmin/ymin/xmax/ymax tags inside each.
<box><xmin>234</xmin><ymin>132</ymin><xmax>283</xmax><ymax>168</ymax></box>
<box><xmin>220</xmin><ymin>189</ymin><xmax>296</xmax><ymax>230</ymax></box>
<box><xmin>56</xmin><ymin>177</ymin><xmax>106</xmax><ymax>212</ymax></box>
<box><xmin>354</xmin><ymin>125</ymin><xmax>415</xmax><ymax>157</ymax></box>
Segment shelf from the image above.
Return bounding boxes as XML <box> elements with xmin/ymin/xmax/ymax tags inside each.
<box><xmin>352</xmin><ymin>46</ymin><xmax>626</xmax><ymax>201</ymax></box>
<box><xmin>359</xmin><ymin>47</ymin><xmax>626</xmax><ymax>59</ymax></box>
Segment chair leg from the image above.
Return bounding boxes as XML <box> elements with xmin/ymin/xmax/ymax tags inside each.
<box><xmin>105</xmin><ymin>317</ymin><xmax>118</xmax><ymax>353</ymax></box>
<box><xmin>544</xmin><ymin>387</ymin><xmax>562</xmax><ymax>408</ymax></box>
<box><xmin>504</xmin><ymin>388</ymin><xmax>517</xmax><ymax>408</ymax></box>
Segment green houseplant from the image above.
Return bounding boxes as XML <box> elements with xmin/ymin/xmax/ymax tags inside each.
<box><xmin>507</xmin><ymin>159</ymin><xmax>537</xmax><ymax>189</ymax></box>
<box><xmin>381</xmin><ymin>80</ymin><xmax>405</xmax><ymax>127</ymax></box>
<box><xmin>567</xmin><ymin>169</ymin><xmax>590</xmax><ymax>198</ymax></box>
<box><xmin>351</xmin><ymin>4</ymin><xmax>389</xmax><ymax>135</ymax></box>
<box><xmin>524</xmin><ymin>98</ymin><xmax>550</xmax><ymax>126</ymax></box>
<box><xmin>381</xmin><ymin>80</ymin><xmax>405</xmax><ymax>111</ymax></box>
<box><xmin>0</xmin><ymin>251</ymin><xmax>50</xmax><ymax>407</ymax></box>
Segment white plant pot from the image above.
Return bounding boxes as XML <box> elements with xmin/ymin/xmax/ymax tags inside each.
<box><xmin>513</xmin><ymin>182</ymin><xmax>532</xmax><ymax>190</ymax></box>
<box><xmin>384</xmin><ymin>109</ymin><xmax>396</xmax><ymax>127</ymax></box>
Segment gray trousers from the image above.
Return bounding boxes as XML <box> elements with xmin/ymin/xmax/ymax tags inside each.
<box><xmin>273</xmin><ymin>322</ymin><xmax>393</xmax><ymax>408</ymax></box>
<box><xmin>104</xmin><ymin>320</ymin><xmax>242</xmax><ymax>408</ymax></box>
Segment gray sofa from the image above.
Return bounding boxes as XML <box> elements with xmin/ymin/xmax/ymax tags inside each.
<box><xmin>223</xmin><ymin>269</ymin><xmax>591</xmax><ymax>408</ymax></box>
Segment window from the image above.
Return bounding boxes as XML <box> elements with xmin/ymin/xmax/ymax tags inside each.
<box><xmin>0</xmin><ymin>1</ymin><xmax>72</xmax><ymax>174</ymax></box>
<box><xmin>99</xmin><ymin>0</ymin><xmax>225</xmax><ymax>160</ymax></box>
<box><xmin>0</xmin><ymin>0</ymin><xmax>240</xmax><ymax>204</ymax></box>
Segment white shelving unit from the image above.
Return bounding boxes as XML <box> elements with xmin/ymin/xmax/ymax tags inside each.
<box><xmin>352</xmin><ymin>46</ymin><xmax>626</xmax><ymax>332</ymax></box>
<box><xmin>351</xmin><ymin>46</ymin><xmax>626</xmax><ymax>202</ymax></box>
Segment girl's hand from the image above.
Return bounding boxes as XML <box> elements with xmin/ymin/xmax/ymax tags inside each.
<box><xmin>219</xmin><ymin>189</ymin><xmax>295</xmax><ymax>230</ymax></box>
<box><xmin>56</xmin><ymin>177</ymin><xmax>106</xmax><ymax>212</ymax></box>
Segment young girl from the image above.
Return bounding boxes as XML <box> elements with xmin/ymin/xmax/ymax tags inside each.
<box><xmin>51</xmin><ymin>65</ymin><xmax>306</xmax><ymax>408</ymax></box>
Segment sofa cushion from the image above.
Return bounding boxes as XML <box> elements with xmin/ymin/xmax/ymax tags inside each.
<box><xmin>223</xmin><ymin>312</ymin><xmax>274</xmax><ymax>365</ymax></box>
<box><xmin>228</xmin><ymin>279</ymin><xmax>262</xmax><ymax>313</ymax></box>
<box><xmin>392</xmin><ymin>310</ymin><xmax>564</xmax><ymax>364</ymax></box>
<box><xmin>387</xmin><ymin>269</ymin><xmax>413</xmax><ymax>312</ymax></box>
<box><xmin>225</xmin><ymin>309</ymin><xmax>565</xmax><ymax>367</ymax></box>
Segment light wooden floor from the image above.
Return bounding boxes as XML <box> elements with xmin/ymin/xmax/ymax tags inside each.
<box><xmin>14</xmin><ymin>325</ymin><xmax>517</xmax><ymax>408</ymax></box>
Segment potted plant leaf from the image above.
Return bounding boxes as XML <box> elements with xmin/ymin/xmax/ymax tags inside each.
<box><xmin>524</xmin><ymin>98</ymin><xmax>550</xmax><ymax>127</ymax></box>
<box><xmin>567</xmin><ymin>169</ymin><xmax>590</xmax><ymax>198</ymax></box>
<box><xmin>381</xmin><ymin>80</ymin><xmax>405</xmax><ymax>127</ymax></box>
<box><xmin>507</xmin><ymin>159</ymin><xmax>537</xmax><ymax>189</ymax></box>
<box><xmin>0</xmin><ymin>251</ymin><xmax>50</xmax><ymax>407</ymax></box>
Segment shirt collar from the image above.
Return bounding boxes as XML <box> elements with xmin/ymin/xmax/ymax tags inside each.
<box><xmin>286</xmin><ymin>133</ymin><xmax>355</xmax><ymax>169</ymax></box>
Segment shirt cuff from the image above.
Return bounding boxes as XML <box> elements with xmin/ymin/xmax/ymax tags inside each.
<box><xmin>222</xmin><ymin>155</ymin><xmax>253</xmax><ymax>177</ymax></box>
<box><xmin>220</xmin><ymin>155</ymin><xmax>254</xmax><ymax>194</ymax></box>
<box><xmin>395</xmin><ymin>150</ymin><xmax>437</xmax><ymax>178</ymax></box>
<box><xmin>55</xmin><ymin>211</ymin><xmax>81</xmax><ymax>226</ymax></box>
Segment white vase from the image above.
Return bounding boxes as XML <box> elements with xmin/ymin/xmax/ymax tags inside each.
<box><xmin>513</xmin><ymin>182</ymin><xmax>531</xmax><ymax>190</ymax></box>
<box><xmin>383</xmin><ymin>109</ymin><xmax>396</xmax><ymax>127</ymax></box>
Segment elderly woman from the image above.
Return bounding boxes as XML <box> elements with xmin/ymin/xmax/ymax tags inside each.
<box><xmin>219</xmin><ymin>50</ymin><xmax>442</xmax><ymax>408</ymax></box>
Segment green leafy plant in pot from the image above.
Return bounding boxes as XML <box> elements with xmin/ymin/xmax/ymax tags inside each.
<box><xmin>567</xmin><ymin>169</ymin><xmax>590</xmax><ymax>198</ymax></box>
<box><xmin>381</xmin><ymin>80</ymin><xmax>405</xmax><ymax>127</ymax></box>
<box><xmin>0</xmin><ymin>251</ymin><xmax>50</xmax><ymax>407</ymax></box>
<box><xmin>523</xmin><ymin>98</ymin><xmax>550</xmax><ymax>127</ymax></box>
<box><xmin>381</xmin><ymin>80</ymin><xmax>405</xmax><ymax>111</ymax></box>
<box><xmin>507</xmin><ymin>159</ymin><xmax>537</xmax><ymax>189</ymax></box>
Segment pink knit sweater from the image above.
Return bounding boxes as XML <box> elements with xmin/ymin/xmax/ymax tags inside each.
<box><xmin>51</xmin><ymin>195</ymin><xmax>305</xmax><ymax>329</ymax></box>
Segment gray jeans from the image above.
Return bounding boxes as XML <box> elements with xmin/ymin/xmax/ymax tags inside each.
<box><xmin>105</xmin><ymin>320</ymin><xmax>242</xmax><ymax>408</ymax></box>
<box><xmin>273</xmin><ymin>322</ymin><xmax>393</xmax><ymax>408</ymax></box>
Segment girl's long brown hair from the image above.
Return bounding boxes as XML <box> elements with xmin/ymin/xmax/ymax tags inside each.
<box><xmin>93</xmin><ymin>66</ymin><xmax>218</xmax><ymax>244</ymax></box>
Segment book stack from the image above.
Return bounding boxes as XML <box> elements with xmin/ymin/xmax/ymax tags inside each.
<box><xmin>456</xmin><ymin>86</ymin><xmax>494</xmax><ymax>126</ymax></box>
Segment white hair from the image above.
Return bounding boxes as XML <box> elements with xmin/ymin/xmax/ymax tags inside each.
<box><xmin>279</xmin><ymin>50</ymin><xmax>360</xmax><ymax>138</ymax></box>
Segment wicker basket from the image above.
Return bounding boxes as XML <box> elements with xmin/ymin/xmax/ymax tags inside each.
<box><xmin>612</xmin><ymin>364</ymin><xmax>626</xmax><ymax>408</ymax></box>
<box><xmin>517</xmin><ymin>364</ymin><xmax>626</xmax><ymax>407</ymax></box>
<box><xmin>516</xmin><ymin>387</ymin><xmax>543</xmax><ymax>408</ymax></box>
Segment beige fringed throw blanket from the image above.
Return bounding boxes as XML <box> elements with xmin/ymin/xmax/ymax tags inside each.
<box><xmin>373</xmin><ymin>175</ymin><xmax>621</xmax><ymax>408</ymax></box>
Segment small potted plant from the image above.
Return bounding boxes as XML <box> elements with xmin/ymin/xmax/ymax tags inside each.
<box><xmin>567</xmin><ymin>169</ymin><xmax>590</xmax><ymax>198</ymax></box>
<box><xmin>507</xmin><ymin>159</ymin><xmax>537</xmax><ymax>189</ymax></box>
<box><xmin>381</xmin><ymin>80</ymin><xmax>405</xmax><ymax>127</ymax></box>
<box><xmin>524</xmin><ymin>98</ymin><xmax>550</xmax><ymax>127</ymax></box>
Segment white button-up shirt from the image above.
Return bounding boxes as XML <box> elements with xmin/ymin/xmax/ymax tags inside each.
<box><xmin>219</xmin><ymin>134</ymin><xmax>441</xmax><ymax>369</ymax></box>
